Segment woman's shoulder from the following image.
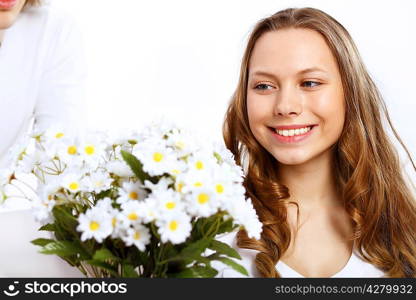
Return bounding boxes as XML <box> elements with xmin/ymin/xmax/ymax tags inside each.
<box><xmin>213</xmin><ymin>230</ymin><xmax>261</xmax><ymax>278</ymax></box>
<box><xmin>16</xmin><ymin>4</ymin><xmax>78</xmax><ymax>39</ymax></box>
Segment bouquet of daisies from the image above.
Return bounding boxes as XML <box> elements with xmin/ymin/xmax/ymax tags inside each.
<box><xmin>0</xmin><ymin>120</ymin><xmax>262</xmax><ymax>278</ymax></box>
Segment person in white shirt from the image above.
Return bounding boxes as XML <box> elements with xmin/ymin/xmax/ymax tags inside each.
<box><xmin>0</xmin><ymin>0</ymin><xmax>85</xmax><ymax>276</ymax></box>
<box><xmin>221</xmin><ymin>7</ymin><xmax>416</xmax><ymax>278</ymax></box>
<box><xmin>0</xmin><ymin>0</ymin><xmax>85</xmax><ymax>171</ymax></box>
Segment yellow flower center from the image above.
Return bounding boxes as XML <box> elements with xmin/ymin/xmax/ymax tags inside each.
<box><xmin>95</xmin><ymin>180</ymin><xmax>104</xmax><ymax>187</ymax></box>
<box><xmin>69</xmin><ymin>182</ymin><xmax>79</xmax><ymax>191</ymax></box>
<box><xmin>129</xmin><ymin>192</ymin><xmax>139</xmax><ymax>200</ymax></box>
<box><xmin>67</xmin><ymin>146</ymin><xmax>77</xmax><ymax>155</ymax></box>
<box><xmin>133</xmin><ymin>231</ymin><xmax>141</xmax><ymax>240</ymax></box>
<box><xmin>169</xmin><ymin>221</ymin><xmax>178</xmax><ymax>231</ymax></box>
<box><xmin>89</xmin><ymin>221</ymin><xmax>100</xmax><ymax>231</ymax></box>
<box><xmin>166</xmin><ymin>202</ymin><xmax>176</xmax><ymax>210</ymax></box>
<box><xmin>153</xmin><ymin>152</ymin><xmax>163</xmax><ymax>162</ymax></box>
<box><xmin>176</xmin><ymin>182</ymin><xmax>184</xmax><ymax>193</ymax></box>
<box><xmin>195</xmin><ymin>161</ymin><xmax>204</xmax><ymax>170</ymax></box>
<box><xmin>216</xmin><ymin>184</ymin><xmax>224</xmax><ymax>194</ymax></box>
<box><xmin>55</xmin><ymin>132</ymin><xmax>64</xmax><ymax>139</ymax></box>
<box><xmin>128</xmin><ymin>213</ymin><xmax>138</xmax><ymax>221</ymax></box>
<box><xmin>85</xmin><ymin>145</ymin><xmax>95</xmax><ymax>155</ymax></box>
<box><xmin>194</xmin><ymin>182</ymin><xmax>203</xmax><ymax>187</ymax></box>
<box><xmin>112</xmin><ymin>217</ymin><xmax>117</xmax><ymax>228</ymax></box>
<box><xmin>198</xmin><ymin>193</ymin><xmax>209</xmax><ymax>204</ymax></box>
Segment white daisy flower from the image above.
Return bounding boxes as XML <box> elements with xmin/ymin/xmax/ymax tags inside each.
<box><xmin>187</xmin><ymin>150</ymin><xmax>218</xmax><ymax>173</ymax></box>
<box><xmin>107</xmin><ymin>128</ymin><xmax>140</xmax><ymax>146</ymax></box>
<box><xmin>166</xmin><ymin>128</ymin><xmax>199</xmax><ymax>157</ymax></box>
<box><xmin>94</xmin><ymin>197</ymin><xmax>114</xmax><ymax>212</ymax></box>
<box><xmin>79</xmin><ymin>135</ymin><xmax>106</xmax><ymax>168</ymax></box>
<box><xmin>121</xmin><ymin>223</ymin><xmax>151</xmax><ymax>251</ymax></box>
<box><xmin>144</xmin><ymin>178</ymin><xmax>173</xmax><ymax>194</ymax></box>
<box><xmin>32</xmin><ymin>203</ymin><xmax>53</xmax><ymax>225</ymax></box>
<box><xmin>82</xmin><ymin>170</ymin><xmax>113</xmax><ymax>194</ymax></box>
<box><xmin>139</xmin><ymin>198</ymin><xmax>158</xmax><ymax>224</ymax></box>
<box><xmin>56</xmin><ymin>139</ymin><xmax>83</xmax><ymax>168</ymax></box>
<box><xmin>37</xmin><ymin>179</ymin><xmax>61</xmax><ymax>208</ymax></box>
<box><xmin>185</xmin><ymin>187</ymin><xmax>219</xmax><ymax>217</ymax></box>
<box><xmin>150</xmin><ymin>188</ymin><xmax>184</xmax><ymax>218</ymax></box>
<box><xmin>225</xmin><ymin>197</ymin><xmax>262</xmax><ymax>240</ymax></box>
<box><xmin>16</xmin><ymin>149</ymin><xmax>49</xmax><ymax>173</ymax></box>
<box><xmin>179</xmin><ymin>170</ymin><xmax>212</xmax><ymax>193</ymax></box>
<box><xmin>120</xmin><ymin>200</ymin><xmax>142</xmax><ymax>225</ymax></box>
<box><xmin>166</xmin><ymin>159</ymin><xmax>188</xmax><ymax>177</ymax></box>
<box><xmin>106</xmin><ymin>160</ymin><xmax>134</xmax><ymax>177</ymax></box>
<box><xmin>156</xmin><ymin>212</ymin><xmax>192</xmax><ymax>244</ymax></box>
<box><xmin>117</xmin><ymin>181</ymin><xmax>147</xmax><ymax>204</ymax></box>
<box><xmin>61</xmin><ymin>173</ymin><xmax>84</xmax><ymax>193</ymax></box>
<box><xmin>76</xmin><ymin>208</ymin><xmax>113</xmax><ymax>243</ymax></box>
<box><xmin>133</xmin><ymin>138</ymin><xmax>177</xmax><ymax>176</ymax></box>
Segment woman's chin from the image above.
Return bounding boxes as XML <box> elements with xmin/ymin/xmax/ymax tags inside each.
<box><xmin>0</xmin><ymin>12</ymin><xmax>18</xmax><ymax>29</ymax></box>
<box><xmin>273</xmin><ymin>151</ymin><xmax>312</xmax><ymax>166</ymax></box>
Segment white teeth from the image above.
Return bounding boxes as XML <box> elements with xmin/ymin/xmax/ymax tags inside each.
<box><xmin>275</xmin><ymin>126</ymin><xmax>312</xmax><ymax>137</ymax></box>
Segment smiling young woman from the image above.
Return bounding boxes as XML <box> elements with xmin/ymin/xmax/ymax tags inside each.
<box><xmin>221</xmin><ymin>7</ymin><xmax>416</xmax><ymax>277</ymax></box>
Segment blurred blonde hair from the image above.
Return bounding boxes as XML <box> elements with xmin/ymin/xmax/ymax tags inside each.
<box><xmin>223</xmin><ymin>7</ymin><xmax>416</xmax><ymax>277</ymax></box>
<box><xmin>24</xmin><ymin>0</ymin><xmax>40</xmax><ymax>7</ymax></box>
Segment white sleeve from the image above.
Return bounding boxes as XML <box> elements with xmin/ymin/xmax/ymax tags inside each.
<box><xmin>34</xmin><ymin>11</ymin><xmax>87</xmax><ymax>134</ymax></box>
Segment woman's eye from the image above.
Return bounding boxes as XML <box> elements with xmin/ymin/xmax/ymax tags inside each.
<box><xmin>254</xmin><ymin>83</ymin><xmax>274</xmax><ymax>90</ymax></box>
<box><xmin>301</xmin><ymin>81</ymin><xmax>321</xmax><ymax>88</ymax></box>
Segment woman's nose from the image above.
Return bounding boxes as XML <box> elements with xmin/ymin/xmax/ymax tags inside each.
<box><xmin>273</xmin><ymin>86</ymin><xmax>303</xmax><ymax>117</ymax></box>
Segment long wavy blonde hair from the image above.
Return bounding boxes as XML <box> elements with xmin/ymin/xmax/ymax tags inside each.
<box><xmin>223</xmin><ymin>7</ymin><xmax>416</xmax><ymax>277</ymax></box>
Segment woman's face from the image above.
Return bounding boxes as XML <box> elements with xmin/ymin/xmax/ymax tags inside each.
<box><xmin>0</xmin><ymin>0</ymin><xmax>26</xmax><ymax>29</ymax></box>
<box><xmin>247</xmin><ymin>28</ymin><xmax>345</xmax><ymax>166</ymax></box>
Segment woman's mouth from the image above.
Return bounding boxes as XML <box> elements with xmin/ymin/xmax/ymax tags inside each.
<box><xmin>268</xmin><ymin>125</ymin><xmax>317</xmax><ymax>143</ymax></box>
<box><xmin>0</xmin><ymin>0</ymin><xmax>18</xmax><ymax>10</ymax></box>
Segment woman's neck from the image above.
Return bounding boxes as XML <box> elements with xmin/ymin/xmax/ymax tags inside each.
<box><xmin>277</xmin><ymin>148</ymin><xmax>342</xmax><ymax>211</ymax></box>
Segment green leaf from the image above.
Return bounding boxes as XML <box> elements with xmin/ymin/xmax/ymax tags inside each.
<box><xmin>169</xmin><ymin>266</ymin><xmax>218</xmax><ymax>278</ymax></box>
<box><xmin>179</xmin><ymin>238</ymin><xmax>212</xmax><ymax>259</ymax></box>
<box><xmin>120</xmin><ymin>150</ymin><xmax>152</xmax><ymax>182</ymax></box>
<box><xmin>38</xmin><ymin>223</ymin><xmax>56</xmax><ymax>232</ymax></box>
<box><xmin>95</xmin><ymin>189</ymin><xmax>112</xmax><ymax>200</ymax></box>
<box><xmin>87</xmin><ymin>260</ymin><xmax>119</xmax><ymax>277</ymax></box>
<box><xmin>214</xmin><ymin>257</ymin><xmax>249</xmax><ymax>276</ymax></box>
<box><xmin>93</xmin><ymin>248</ymin><xmax>119</xmax><ymax>262</ymax></box>
<box><xmin>122</xmin><ymin>263</ymin><xmax>139</xmax><ymax>277</ymax></box>
<box><xmin>209</xmin><ymin>239</ymin><xmax>241</xmax><ymax>259</ymax></box>
<box><xmin>52</xmin><ymin>206</ymin><xmax>78</xmax><ymax>233</ymax></box>
<box><xmin>40</xmin><ymin>240</ymin><xmax>88</xmax><ymax>258</ymax></box>
<box><xmin>217</xmin><ymin>218</ymin><xmax>237</xmax><ymax>235</ymax></box>
<box><xmin>31</xmin><ymin>238</ymin><xmax>54</xmax><ymax>247</ymax></box>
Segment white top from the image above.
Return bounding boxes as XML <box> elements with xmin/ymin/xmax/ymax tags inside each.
<box><xmin>0</xmin><ymin>4</ymin><xmax>86</xmax><ymax>171</ymax></box>
<box><xmin>213</xmin><ymin>231</ymin><xmax>386</xmax><ymax>278</ymax></box>
<box><xmin>0</xmin><ymin>209</ymin><xmax>83</xmax><ymax>277</ymax></box>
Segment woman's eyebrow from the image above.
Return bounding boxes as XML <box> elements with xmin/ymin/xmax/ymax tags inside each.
<box><xmin>249</xmin><ymin>67</ymin><xmax>328</xmax><ymax>80</ymax></box>
<box><xmin>249</xmin><ymin>70</ymin><xmax>278</xmax><ymax>81</ymax></box>
<box><xmin>297</xmin><ymin>67</ymin><xmax>328</xmax><ymax>75</ymax></box>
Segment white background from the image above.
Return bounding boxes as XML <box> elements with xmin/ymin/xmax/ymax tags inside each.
<box><xmin>51</xmin><ymin>0</ymin><xmax>415</xmax><ymax>182</ymax></box>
